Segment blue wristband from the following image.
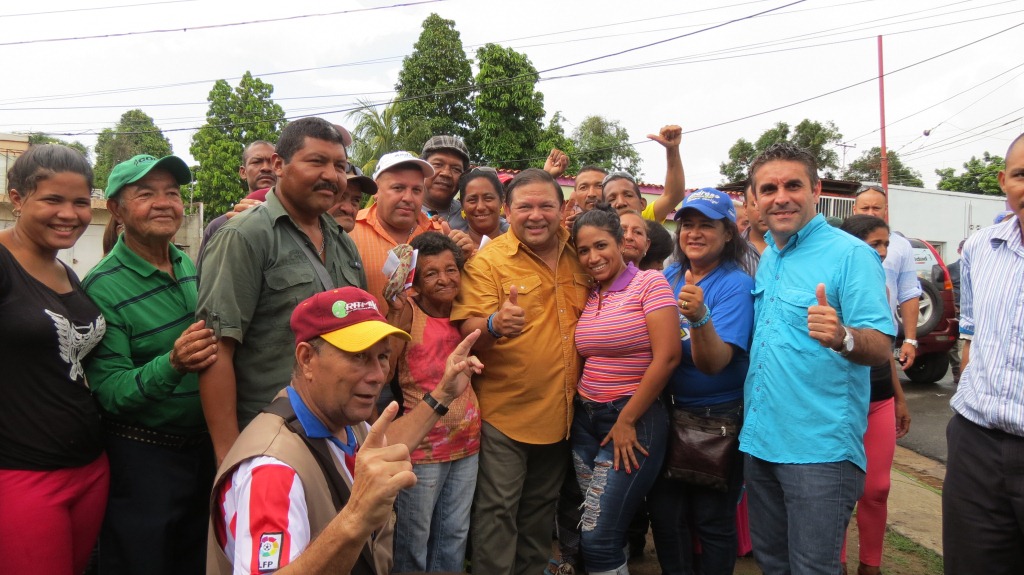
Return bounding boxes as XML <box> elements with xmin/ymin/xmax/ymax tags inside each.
<box><xmin>691</xmin><ymin>305</ymin><xmax>712</xmax><ymax>328</ymax></box>
<box><xmin>487</xmin><ymin>313</ymin><xmax>503</xmax><ymax>339</ymax></box>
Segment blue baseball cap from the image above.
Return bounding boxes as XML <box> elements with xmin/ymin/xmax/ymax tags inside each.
<box><xmin>674</xmin><ymin>188</ymin><xmax>736</xmax><ymax>223</ymax></box>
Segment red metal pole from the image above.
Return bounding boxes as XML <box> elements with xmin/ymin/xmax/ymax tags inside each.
<box><xmin>878</xmin><ymin>35</ymin><xmax>889</xmax><ymax>211</ymax></box>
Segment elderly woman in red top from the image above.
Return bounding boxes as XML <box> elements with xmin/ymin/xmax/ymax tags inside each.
<box><xmin>570</xmin><ymin>205</ymin><xmax>680</xmax><ymax>575</ymax></box>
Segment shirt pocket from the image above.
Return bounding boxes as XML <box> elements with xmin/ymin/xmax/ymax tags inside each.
<box><xmin>777</xmin><ymin>287</ymin><xmax>817</xmax><ymax>350</ymax></box>
<box><xmin>503</xmin><ymin>274</ymin><xmax>545</xmax><ymax>321</ymax></box>
<box><xmin>569</xmin><ymin>273</ymin><xmax>594</xmax><ymax>316</ymax></box>
<box><xmin>262</xmin><ymin>264</ymin><xmax>317</xmax><ymax>326</ymax></box>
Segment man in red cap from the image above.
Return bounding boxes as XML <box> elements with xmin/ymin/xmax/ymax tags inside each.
<box><xmin>208</xmin><ymin>287</ymin><xmax>483</xmax><ymax>575</ymax></box>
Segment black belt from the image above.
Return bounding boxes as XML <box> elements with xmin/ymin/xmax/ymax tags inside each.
<box><xmin>103</xmin><ymin>419</ymin><xmax>209</xmax><ymax>450</ymax></box>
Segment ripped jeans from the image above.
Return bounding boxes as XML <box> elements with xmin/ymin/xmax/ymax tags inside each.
<box><xmin>571</xmin><ymin>396</ymin><xmax>668</xmax><ymax>573</ymax></box>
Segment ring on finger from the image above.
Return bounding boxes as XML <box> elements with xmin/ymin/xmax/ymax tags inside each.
<box><xmin>681</xmin><ymin>300</ymin><xmax>689</xmax><ymax>310</ymax></box>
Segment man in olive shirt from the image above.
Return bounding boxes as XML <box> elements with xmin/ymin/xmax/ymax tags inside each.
<box><xmin>196</xmin><ymin>117</ymin><xmax>366</xmax><ymax>464</ymax></box>
<box><xmin>451</xmin><ymin>168</ymin><xmax>591</xmax><ymax>575</ymax></box>
<box><xmin>84</xmin><ymin>154</ymin><xmax>217</xmax><ymax>574</ymax></box>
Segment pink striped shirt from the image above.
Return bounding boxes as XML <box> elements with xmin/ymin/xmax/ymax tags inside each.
<box><xmin>575</xmin><ymin>266</ymin><xmax>677</xmax><ymax>402</ymax></box>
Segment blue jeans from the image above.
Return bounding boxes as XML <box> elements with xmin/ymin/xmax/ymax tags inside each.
<box><xmin>572</xmin><ymin>397</ymin><xmax>668</xmax><ymax>573</ymax></box>
<box><xmin>392</xmin><ymin>453</ymin><xmax>478</xmax><ymax>573</ymax></box>
<box><xmin>745</xmin><ymin>456</ymin><xmax>865</xmax><ymax>575</ymax></box>
<box><xmin>648</xmin><ymin>400</ymin><xmax>744</xmax><ymax>575</ymax></box>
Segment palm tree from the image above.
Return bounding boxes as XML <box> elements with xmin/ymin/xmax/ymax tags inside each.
<box><xmin>347</xmin><ymin>99</ymin><xmax>404</xmax><ymax>175</ymax></box>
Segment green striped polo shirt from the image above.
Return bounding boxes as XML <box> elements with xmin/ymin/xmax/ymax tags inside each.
<box><xmin>83</xmin><ymin>236</ymin><xmax>205</xmax><ymax>434</ymax></box>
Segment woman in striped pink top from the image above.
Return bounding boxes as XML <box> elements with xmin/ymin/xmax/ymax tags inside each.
<box><xmin>570</xmin><ymin>206</ymin><xmax>681</xmax><ymax>575</ymax></box>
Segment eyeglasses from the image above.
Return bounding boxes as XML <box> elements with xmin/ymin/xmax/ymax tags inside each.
<box><xmin>470</xmin><ymin>166</ymin><xmax>498</xmax><ymax>174</ymax></box>
<box><xmin>856</xmin><ymin>185</ymin><xmax>886</xmax><ymax>197</ymax></box>
<box><xmin>429</xmin><ymin>160</ymin><xmax>465</xmax><ymax>177</ymax></box>
<box><xmin>601</xmin><ymin>171</ymin><xmax>637</xmax><ymax>187</ymax></box>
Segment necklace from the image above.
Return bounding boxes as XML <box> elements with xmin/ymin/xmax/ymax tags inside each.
<box><xmin>315</xmin><ymin>221</ymin><xmax>326</xmax><ymax>256</ymax></box>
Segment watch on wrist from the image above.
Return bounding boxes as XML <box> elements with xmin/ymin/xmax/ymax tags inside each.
<box><xmin>834</xmin><ymin>326</ymin><xmax>855</xmax><ymax>357</ymax></box>
<box><xmin>903</xmin><ymin>338</ymin><xmax>919</xmax><ymax>348</ymax></box>
<box><xmin>422</xmin><ymin>393</ymin><xmax>449</xmax><ymax>416</ymax></box>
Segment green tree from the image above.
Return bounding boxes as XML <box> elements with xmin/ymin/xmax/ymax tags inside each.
<box><xmin>843</xmin><ymin>147</ymin><xmax>924</xmax><ymax>188</ymax></box>
<box><xmin>534</xmin><ymin>112</ymin><xmax>579</xmax><ymax>173</ymax></box>
<box><xmin>394</xmin><ymin>13</ymin><xmax>475</xmax><ymax>146</ymax></box>
<box><xmin>935</xmin><ymin>152</ymin><xmax>1005</xmax><ymax>195</ymax></box>
<box><xmin>719</xmin><ymin>119</ymin><xmax>843</xmax><ymax>183</ymax></box>
<box><xmin>471</xmin><ymin>44</ymin><xmax>545</xmax><ymax>169</ymax></box>
<box><xmin>572</xmin><ymin>115</ymin><xmax>642</xmax><ymax>177</ymax></box>
<box><xmin>27</xmin><ymin>133</ymin><xmax>90</xmax><ymax>160</ymax></box>
<box><xmin>347</xmin><ymin>99</ymin><xmax>408</xmax><ymax>175</ymax></box>
<box><xmin>190</xmin><ymin>72</ymin><xmax>285</xmax><ymax>220</ymax></box>
<box><xmin>93</xmin><ymin>110</ymin><xmax>172</xmax><ymax>191</ymax></box>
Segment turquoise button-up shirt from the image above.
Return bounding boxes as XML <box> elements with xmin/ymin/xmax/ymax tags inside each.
<box><xmin>739</xmin><ymin>214</ymin><xmax>894</xmax><ymax>470</ymax></box>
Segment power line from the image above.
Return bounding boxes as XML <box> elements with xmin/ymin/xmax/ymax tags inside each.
<box><xmin>0</xmin><ymin>0</ymin><xmax>196</xmax><ymax>19</ymax></box>
<box><xmin>0</xmin><ymin>0</ymin><xmax>447</xmax><ymax>47</ymax></box>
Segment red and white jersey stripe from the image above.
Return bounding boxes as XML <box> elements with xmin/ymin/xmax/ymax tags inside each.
<box><xmin>215</xmin><ymin>456</ymin><xmax>311</xmax><ymax>574</ymax></box>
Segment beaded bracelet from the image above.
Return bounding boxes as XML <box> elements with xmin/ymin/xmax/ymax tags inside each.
<box><xmin>691</xmin><ymin>305</ymin><xmax>712</xmax><ymax>328</ymax></box>
<box><xmin>487</xmin><ymin>312</ymin><xmax>503</xmax><ymax>339</ymax></box>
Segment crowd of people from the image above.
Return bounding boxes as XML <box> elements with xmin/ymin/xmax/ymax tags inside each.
<box><xmin>2</xmin><ymin>115</ymin><xmax>1023</xmax><ymax>575</ymax></box>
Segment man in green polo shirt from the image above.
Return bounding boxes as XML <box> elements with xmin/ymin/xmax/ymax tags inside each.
<box><xmin>196</xmin><ymin>117</ymin><xmax>366</xmax><ymax>465</ymax></box>
<box><xmin>84</xmin><ymin>153</ymin><xmax>219</xmax><ymax>575</ymax></box>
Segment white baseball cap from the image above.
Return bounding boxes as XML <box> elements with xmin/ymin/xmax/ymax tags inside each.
<box><xmin>373</xmin><ymin>151</ymin><xmax>434</xmax><ymax>181</ymax></box>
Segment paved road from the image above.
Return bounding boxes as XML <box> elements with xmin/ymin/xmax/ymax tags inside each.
<box><xmin>896</xmin><ymin>360</ymin><xmax>957</xmax><ymax>464</ymax></box>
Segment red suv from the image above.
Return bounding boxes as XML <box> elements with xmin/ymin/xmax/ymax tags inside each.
<box><xmin>898</xmin><ymin>238</ymin><xmax>959</xmax><ymax>384</ymax></box>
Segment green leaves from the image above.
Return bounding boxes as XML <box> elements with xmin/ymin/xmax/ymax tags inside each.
<box><xmin>472</xmin><ymin>43</ymin><xmax>545</xmax><ymax>169</ymax></box>
<box><xmin>573</xmin><ymin>115</ymin><xmax>642</xmax><ymax>177</ymax></box>
<box><xmin>394</xmin><ymin>13</ymin><xmax>475</xmax><ymax>148</ymax></box>
<box><xmin>843</xmin><ymin>147</ymin><xmax>924</xmax><ymax>188</ymax></box>
<box><xmin>719</xmin><ymin>119</ymin><xmax>843</xmax><ymax>183</ymax></box>
<box><xmin>189</xmin><ymin>72</ymin><xmax>285</xmax><ymax>222</ymax></box>
<box><xmin>93</xmin><ymin>109</ymin><xmax>173</xmax><ymax>191</ymax></box>
<box><xmin>935</xmin><ymin>152</ymin><xmax>1004</xmax><ymax>195</ymax></box>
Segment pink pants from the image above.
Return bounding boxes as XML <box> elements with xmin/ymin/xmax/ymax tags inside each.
<box><xmin>842</xmin><ymin>398</ymin><xmax>895</xmax><ymax>566</ymax></box>
<box><xmin>0</xmin><ymin>453</ymin><xmax>109</xmax><ymax>575</ymax></box>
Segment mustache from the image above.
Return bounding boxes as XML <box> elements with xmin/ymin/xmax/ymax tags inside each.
<box><xmin>313</xmin><ymin>181</ymin><xmax>340</xmax><ymax>193</ymax></box>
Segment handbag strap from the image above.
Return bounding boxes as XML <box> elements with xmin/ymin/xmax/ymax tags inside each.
<box><xmin>284</xmin><ymin>221</ymin><xmax>335</xmax><ymax>291</ymax></box>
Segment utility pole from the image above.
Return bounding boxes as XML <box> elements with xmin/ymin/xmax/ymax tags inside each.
<box><xmin>838</xmin><ymin>142</ymin><xmax>857</xmax><ymax>174</ymax></box>
<box><xmin>878</xmin><ymin>35</ymin><xmax>890</xmax><ymax>220</ymax></box>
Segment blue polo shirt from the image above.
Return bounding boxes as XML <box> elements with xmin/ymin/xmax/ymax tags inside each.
<box><xmin>739</xmin><ymin>214</ymin><xmax>893</xmax><ymax>470</ymax></box>
<box><xmin>664</xmin><ymin>261</ymin><xmax>754</xmax><ymax>407</ymax></box>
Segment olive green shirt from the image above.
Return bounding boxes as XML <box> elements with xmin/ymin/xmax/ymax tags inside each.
<box><xmin>196</xmin><ymin>189</ymin><xmax>366</xmax><ymax>427</ymax></box>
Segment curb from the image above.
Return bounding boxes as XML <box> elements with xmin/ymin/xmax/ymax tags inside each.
<box><xmin>887</xmin><ymin>446</ymin><xmax>945</xmax><ymax>556</ymax></box>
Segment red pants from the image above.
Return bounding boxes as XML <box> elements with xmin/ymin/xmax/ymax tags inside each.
<box><xmin>842</xmin><ymin>398</ymin><xmax>895</xmax><ymax>567</ymax></box>
<box><xmin>0</xmin><ymin>453</ymin><xmax>109</xmax><ymax>575</ymax></box>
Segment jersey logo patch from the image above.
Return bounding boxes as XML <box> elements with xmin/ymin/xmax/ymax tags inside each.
<box><xmin>258</xmin><ymin>532</ymin><xmax>283</xmax><ymax>572</ymax></box>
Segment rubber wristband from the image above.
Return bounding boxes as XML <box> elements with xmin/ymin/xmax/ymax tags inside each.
<box><xmin>690</xmin><ymin>305</ymin><xmax>712</xmax><ymax>328</ymax></box>
<box><xmin>487</xmin><ymin>313</ymin><xmax>503</xmax><ymax>339</ymax></box>
<box><xmin>422</xmin><ymin>393</ymin><xmax>449</xmax><ymax>416</ymax></box>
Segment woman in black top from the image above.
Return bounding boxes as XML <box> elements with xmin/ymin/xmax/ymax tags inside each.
<box><xmin>0</xmin><ymin>145</ymin><xmax>108</xmax><ymax>575</ymax></box>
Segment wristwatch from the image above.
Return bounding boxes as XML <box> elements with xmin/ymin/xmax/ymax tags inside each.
<box><xmin>422</xmin><ymin>393</ymin><xmax>449</xmax><ymax>416</ymax></box>
<box><xmin>834</xmin><ymin>326</ymin><xmax>855</xmax><ymax>357</ymax></box>
<box><xmin>903</xmin><ymin>338</ymin><xmax>919</xmax><ymax>348</ymax></box>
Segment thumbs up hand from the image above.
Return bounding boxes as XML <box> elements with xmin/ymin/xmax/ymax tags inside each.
<box><xmin>807</xmin><ymin>283</ymin><xmax>843</xmax><ymax>349</ymax></box>
<box><xmin>677</xmin><ymin>269</ymin><xmax>706</xmax><ymax>323</ymax></box>
<box><xmin>493</xmin><ymin>284</ymin><xmax>527</xmax><ymax>338</ymax></box>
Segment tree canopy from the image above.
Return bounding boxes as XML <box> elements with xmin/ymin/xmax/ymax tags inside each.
<box><xmin>190</xmin><ymin>72</ymin><xmax>285</xmax><ymax>220</ymax></box>
<box><xmin>348</xmin><ymin>99</ymin><xmax>408</xmax><ymax>175</ymax></box>
<box><xmin>535</xmin><ymin>112</ymin><xmax>579</xmax><ymax>174</ymax></box>
<box><xmin>470</xmin><ymin>44</ymin><xmax>545</xmax><ymax>170</ymax></box>
<box><xmin>719</xmin><ymin>119</ymin><xmax>843</xmax><ymax>183</ymax></box>
<box><xmin>843</xmin><ymin>147</ymin><xmax>924</xmax><ymax>188</ymax></box>
<box><xmin>573</xmin><ymin>115</ymin><xmax>642</xmax><ymax>177</ymax></box>
<box><xmin>394</xmin><ymin>13</ymin><xmax>475</xmax><ymax>148</ymax></box>
<box><xmin>93</xmin><ymin>110</ymin><xmax>172</xmax><ymax>191</ymax></box>
<box><xmin>27</xmin><ymin>133</ymin><xmax>90</xmax><ymax>160</ymax></box>
<box><xmin>935</xmin><ymin>152</ymin><xmax>1005</xmax><ymax>195</ymax></box>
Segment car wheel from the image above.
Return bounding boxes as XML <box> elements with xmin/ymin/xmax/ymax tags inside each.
<box><xmin>898</xmin><ymin>279</ymin><xmax>943</xmax><ymax>337</ymax></box>
<box><xmin>905</xmin><ymin>352</ymin><xmax>949</xmax><ymax>384</ymax></box>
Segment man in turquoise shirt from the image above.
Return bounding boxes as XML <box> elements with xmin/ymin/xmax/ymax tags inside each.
<box><xmin>84</xmin><ymin>154</ymin><xmax>218</xmax><ymax>574</ymax></box>
<box><xmin>739</xmin><ymin>143</ymin><xmax>894</xmax><ymax>575</ymax></box>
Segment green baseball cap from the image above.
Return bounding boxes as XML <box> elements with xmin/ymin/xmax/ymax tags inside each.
<box><xmin>105</xmin><ymin>154</ymin><xmax>192</xmax><ymax>199</ymax></box>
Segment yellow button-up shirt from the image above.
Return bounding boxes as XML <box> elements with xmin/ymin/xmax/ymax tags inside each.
<box><xmin>451</xmin><ymin>226</ymin><xmax>592</xmax><ymax>444</ymax></box>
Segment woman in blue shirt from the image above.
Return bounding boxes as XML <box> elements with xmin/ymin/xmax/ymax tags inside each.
<box><xmin>647</xmin><ymin>188</ymin><xmax>754</xmax><ymax>575</ymax></box>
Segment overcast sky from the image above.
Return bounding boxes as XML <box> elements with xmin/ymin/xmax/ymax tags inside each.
<box><xmin>2</xmin><ymin>0</ymin><xmax>1021</xmax><ymax>189</ymax></box>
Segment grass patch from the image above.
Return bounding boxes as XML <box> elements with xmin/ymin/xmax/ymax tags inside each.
<box><xmin>884</xmin><ymin>527</ymin><xmax>944</xmax><ymax>574</ymax></box>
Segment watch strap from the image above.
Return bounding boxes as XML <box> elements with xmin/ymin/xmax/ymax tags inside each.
<box><xmin>422</xmin><ymin>393</ymin><xmax>449</xmax><ymax>416</ymax></box>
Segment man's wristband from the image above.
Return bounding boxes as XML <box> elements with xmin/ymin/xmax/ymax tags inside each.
<box><xmin>422</xmin><ymin>393</ymin><xmax>449</xmax><ymax>416</ymax></box>
<box><xmin>487</xmin><ymin>313</ymin><xmax>503</xmax><ymax>339</ymax></box>
<box><xmin>903</xmin><ymin>338</ymin><xmax>918</xmax><ymax>348</ymax></box>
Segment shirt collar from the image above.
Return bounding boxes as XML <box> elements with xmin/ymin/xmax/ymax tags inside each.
<box><xmin>266</xmin><ymin>187</ymin><xmax>345</xmax><ymax>237</ymax></box>
<box><xmin>357</xmin><ymin>202</ymin><xmax>432</xmax><ymax>242</ymax></box>
<box><xmin>286</xmin><ymin>386</ymin><xmax>357</xmax><ymax>456</ymax></box>
<box><xmin>603</xmin><ymin>262</ymin><xmax>638</xmax><ymax>293</ymax></box>
<box><xmin>767</xmin><ymin>213</ymin><xmax>827</xmax><ymax>254</ymax></box>
<box><xmin>990</xmin><ymin>216</ymin><xmax>1023</xmax><ymax>250</ymax></box>
<box><xmin>110</xmin><ymin>234</ymin><xmax>183</xmax><ymax>279</ymax></box>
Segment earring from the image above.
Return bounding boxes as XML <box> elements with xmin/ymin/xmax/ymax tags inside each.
<box><xmin>12</xmin><ymin>208</ymin><xmax>20</xmax><ymax>218</ymax></box>
<box><xmin>461</xmin><ymin>210</ymin><xmax>467</xmax><ymax>219</ymax></box>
